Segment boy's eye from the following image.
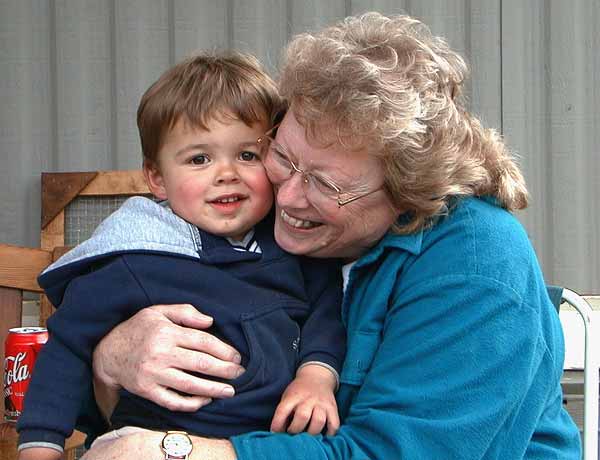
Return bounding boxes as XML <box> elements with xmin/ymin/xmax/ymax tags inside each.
<box><xmin>239</xmin><ymin>151</ymin><xmax>258</xmax><ymax>162</ymax></box>
<box><xmin>190</xmin><ymin>154</ymin><xmax>209</xmax><ymax>165</ymax></box>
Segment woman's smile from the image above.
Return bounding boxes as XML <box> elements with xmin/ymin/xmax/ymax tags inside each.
<box><xmin>271</xmin><ymin>111</ymin><xmax>398</xmax><ymax>260</ymax></box>
<box><xmin>280</xmin><ymin>209</ymin><xmax>322</xmax><ymax>229</ymax></box>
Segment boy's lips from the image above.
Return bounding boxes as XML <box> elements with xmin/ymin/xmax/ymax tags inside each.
<box><xmin>208</xmin><ymin>193</ymin><xmax>248</xmax><ymax>203</ymax></box>
<box><xmin>209</xmin><ymin>194</ymin><xmax>247</xmax><ymax>213</ymax></box>
<box><xmin>208</xmin><ymin>193</ymin><xmax>247</xmax><ymax>204</ymax></box>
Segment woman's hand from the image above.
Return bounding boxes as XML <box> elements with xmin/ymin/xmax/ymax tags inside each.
<box><xmin>80</xmin><ymin>431</ymin><xmax>237</xmax><ymax>460</ymax></box>
<box><xmin>92</xmin><ymin>304</ymin><xmax>245</xmax><ymax>413</ymax></box>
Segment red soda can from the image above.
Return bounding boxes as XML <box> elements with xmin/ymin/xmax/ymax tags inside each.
<box><xmin>3</xmin><ymin>327</ymin><xmax>48</xmax><ymax>422</ymax></box>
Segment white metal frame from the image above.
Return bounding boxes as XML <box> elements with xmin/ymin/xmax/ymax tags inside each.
<box><xmin>562</xmin><ymin>288</ymin><xmax>599</xmax><ymax>460</ymax></box>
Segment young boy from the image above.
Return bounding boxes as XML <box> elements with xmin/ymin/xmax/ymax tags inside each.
<box><xmin>16</xmin><ymin>51</ymin><xmax>345</xmax><ymax>459</ymax></box>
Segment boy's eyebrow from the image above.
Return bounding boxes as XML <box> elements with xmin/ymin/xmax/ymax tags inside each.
<box><xmin>174</xmin><ymin>141</ymin><xmax>260</xmax><ymax>157</ymax></box>
<box><xmin>174</xmin><ymin>144</ymin><xmax>209</xmax><ymax>157</ymax></box>
<box><xmin>238</xmin><ymin>140</ymin><xmax>260</xmax><ymax>149</ymax></box>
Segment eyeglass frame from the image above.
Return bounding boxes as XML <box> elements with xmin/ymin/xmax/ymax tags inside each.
<box><xmin>256</xmin><ymin>123</ymin><xmax>383</xmax><ymax>207</ymax></box>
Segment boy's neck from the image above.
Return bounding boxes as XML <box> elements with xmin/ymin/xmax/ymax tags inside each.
<box><xmin>224</xmin><ymin>229</ymin><xmax>254</xmax><ymax>246</ymax></box>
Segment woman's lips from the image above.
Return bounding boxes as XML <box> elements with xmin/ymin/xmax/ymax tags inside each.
<box><xmin>280</xmin><ymin>209</ymin><xmax>321</xmax><ymax>229</ymax></box>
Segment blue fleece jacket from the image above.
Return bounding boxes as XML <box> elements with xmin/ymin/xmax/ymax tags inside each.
<box><xmin>232</xmin><ymin>197</ymin><xmax>581</xmax><ymax>459</ymax></box>
<box><xmin>17</xmin><ymin>197</ymin><xmax>344</xmax><ymax>451</ymax></box>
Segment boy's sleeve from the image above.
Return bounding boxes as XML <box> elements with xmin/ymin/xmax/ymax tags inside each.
<box><xmin>16</xmin><ymin>256</ymin><xmax>151</xmax><ymax>451</ymax></box>
<box><xmin>296</xmin><ymin>257</ymin><xmax>345</xmax><ymax>377</ymax></box>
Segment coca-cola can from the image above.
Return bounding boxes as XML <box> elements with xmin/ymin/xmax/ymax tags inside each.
<box><xmin>4</xmin><ymin>327</ymin><xmax>48</xmax><ymax>422</ymax></box>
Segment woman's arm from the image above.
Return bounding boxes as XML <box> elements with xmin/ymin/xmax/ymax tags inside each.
<box><xmin>88</xmin><ymin>275</ymin><xmax>549</xmax><ymax>459</ymax></box>
<box><xmin>230</xmin><ymin>276</ymin><xmax>549</xmax><ymax>460</ymax></box>
<box><xmin>92</xmin><ymin>304</ymin><xmax>245</xmax><ymax>415</ymax></box>
<box><xmin>81</xmin><ymin>431</ymin><xmax>236</xmax><ymax>460</ymax></box>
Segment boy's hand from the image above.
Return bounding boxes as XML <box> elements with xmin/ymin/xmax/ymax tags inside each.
<box><xmin>17</xmin><ymin>447</ymin><xmax>62</xmax><ymax>460</ymax></box>
<box><xmin>270</xmin><ymin>363</ymin><xmax>340</xmax><ymax>436</ymax></box>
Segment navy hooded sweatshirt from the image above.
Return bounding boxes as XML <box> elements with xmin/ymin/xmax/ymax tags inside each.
<box><xmin>17</xmin><ymin>197</ymin><xmax>345</xmax><ymax>451</ymax></box>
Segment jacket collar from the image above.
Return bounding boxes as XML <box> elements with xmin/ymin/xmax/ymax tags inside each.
<box><xmin>196</xmin><ymin>210</ymin><xmax>278</xmax><ymax>264</ymax></box>
<box><xmin>353</xmin><ymin>224</ymin><xmax>424</xmax><ymax>271</ymax></box>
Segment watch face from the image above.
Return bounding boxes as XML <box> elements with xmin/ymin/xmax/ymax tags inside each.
<box><xmin>163</xmin><ymin>432</ymin><xmax>193</xmax><ymax>456</ymax></box>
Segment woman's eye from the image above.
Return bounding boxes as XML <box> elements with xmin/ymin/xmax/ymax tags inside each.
<box><xmin>271</xmin><ymin>145</ymin><xmax>290</xmax><ymax>163</ymax></box>
<box><xmin>240</xmin><ymin>151</ymin><xmax>258</xmax><ymax>162</ymax></box>
<box><xmin>312</xmin><ymin>174</ymin><xmax>339</xmax><ymax>196</ymax></box>
<box><xmin>190</xmin><ymin>154</ymin><xmax>209</xmax><ymax>165</ymax></box>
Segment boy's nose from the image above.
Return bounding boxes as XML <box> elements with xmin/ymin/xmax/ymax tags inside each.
<box><xmin>215</xmin><ymin>162</ymin><xmax>240</xmax><ymax>184</ymax></box>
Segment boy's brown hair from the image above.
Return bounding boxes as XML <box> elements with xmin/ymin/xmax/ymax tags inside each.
<box><xmin>137</xmin><ymin>50</ymin><xmax>283</xmax><ymax>165</ymax></box>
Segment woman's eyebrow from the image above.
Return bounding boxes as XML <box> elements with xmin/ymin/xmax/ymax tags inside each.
<box><xmin>273</xmin><ymin>138</ymin><xmax>294</xmax><ymax>156</ymax></box>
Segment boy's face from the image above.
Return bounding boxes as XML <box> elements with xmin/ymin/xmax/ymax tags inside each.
<box><xmin>144</xmin><ymin>116</ymin><xmax>273</xmax><ymax>240</ymax></box>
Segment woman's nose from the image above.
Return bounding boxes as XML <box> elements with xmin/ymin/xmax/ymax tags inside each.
<box><xmin>275</xmin><ymin>171</ymin><xmax>310</xmax><ymax>208</ymax></box>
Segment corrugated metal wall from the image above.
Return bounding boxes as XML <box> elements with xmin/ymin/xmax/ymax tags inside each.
<box><xmin>1</xmin><ymin>0</ymin><xmax>598</xmax><ymax>292</ymax></box>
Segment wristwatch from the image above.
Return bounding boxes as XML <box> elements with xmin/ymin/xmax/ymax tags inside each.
<box><xmin>161</xmin><ymin>431</ymin><xmax>193</xmax><ymax>459</ymax></box>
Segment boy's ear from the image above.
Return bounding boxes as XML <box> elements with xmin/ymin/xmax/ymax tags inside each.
<box><xmin>143</xmin><ymin>161</ymin><xmax>168</xmax><ymax>200</ymax></box>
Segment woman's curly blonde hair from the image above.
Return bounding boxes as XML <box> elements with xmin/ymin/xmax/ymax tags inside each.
<box><xmin>279</xmin><ymin>12</ymin><xmax>529</xmax><ymax>233</ymax></box>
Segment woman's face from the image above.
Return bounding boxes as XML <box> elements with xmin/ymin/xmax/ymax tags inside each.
<box><xmin>269</xmin><ymin>111</ymin><xmax>399</xmax><ymax>260</ymax></box>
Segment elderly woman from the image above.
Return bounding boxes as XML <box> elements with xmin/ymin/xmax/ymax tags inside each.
<box><xmin>84</xmin><ymin>12</ymin><xmax>580</xmax><ymax>460</ymax></box>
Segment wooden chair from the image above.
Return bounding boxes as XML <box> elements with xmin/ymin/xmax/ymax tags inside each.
<box><xmin>0</xmin><ymin>244</ymin><xmax>78</xmax><ymax>460</ymax></box>
<box><xmin>0</xmin><ymin>171</ymin><xmax>149</xmax><ymax>460</ymax></box>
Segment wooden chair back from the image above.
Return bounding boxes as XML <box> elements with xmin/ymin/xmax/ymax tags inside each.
<box><xmin>0</xmin><ymin>170</ymin><xmax>149</xmax><ymax>460</ymax></box>
<box><xmin>0</xmin><ymin>244</ymin><xmax>60</xmax><ymax>459</ymax></box>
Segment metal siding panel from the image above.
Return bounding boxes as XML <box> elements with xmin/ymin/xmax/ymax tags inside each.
<box><xmin>405</xmin><ymin>0</ymin><xmax>470</xmax><ymax>57</ymax></box>
<box><xmin>589</xmin><ymin>2</ymin><xmax>600</xmax><ymax>293</ymax></box>
<box><xmin>547</xmin><ymin>0</ymin><xmax>599</xmax><ymax>291</ymax></box>
<box><xmin>501</xmin><ymin>1</ymin><xmax>552</xmax><ymax>272</ymax></box>
<box><xmin>0</xmin><ymin>0</ymin><xmax>52</xmax><ymax>247</ymax></box>
<box><xmin>231</xmin><ymin>0</ymin><xmax>287</xmax><ymax>75</ymax></box>
<box><xmin>503</xmin><ymin>0</ymin><xmax>599</xmax><ymax>292</ymax></box>
<box><xmin>289</xmin><ymin>0</ymin><xmax>346</xmax><ymax>36</ymax></box>
<box><xmin>405</xmin><ymin>0</ymin><xmax>480</xmax><ymax>114</ymax></box>
<box><xmin>0</xmin><ymin>1</ymin><xmax>598</xmax><ymax>293</ymax></box>
<box><xmin>173</xmin><ymin>0</ymin><xmax>228</xmax><ymax>61</ymax></box>
<box><xmin>54</xmin><ymin>0</ymin><xmax>113</xmax><ymax>170</ymax></box>
<box><xmin>354</xmin><ymin>1</ymin><xmax>502</xmax><ymax>130</ymax></box>
<box><xmin>467</xmin><ymin>0</ymin><xmax>501</xmax><ymax>131</ymax></box>
<box><xmin>349</xmin><ymin>0</ymin><xmax>410</xmax><ymax>16</ymax></box>
<box><xmin>113</xmin><ymin>0</ymin><xmax>170</xmax><ymax>169</ymax></box>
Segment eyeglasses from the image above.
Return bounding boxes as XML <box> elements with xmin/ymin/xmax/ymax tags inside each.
<box><xmin>257</xmin><ymin>124</ymin><xmax>382</xmax><ymax>207</ymax></box>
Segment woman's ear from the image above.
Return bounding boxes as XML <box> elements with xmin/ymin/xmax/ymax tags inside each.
<box><xmin>143</xmin><ymin>161</ymin><xmax>168</xmax><ymax>200</ymax></box>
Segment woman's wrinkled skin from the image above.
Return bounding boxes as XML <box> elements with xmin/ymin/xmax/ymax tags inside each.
<box><xmin>82</xmin><ymin>431</ymin><xmax>235</xmax><ymax>460</ymax></box>
<box><xmin>92</xmin><ymin>304</ymin><xmax>244</xmax><ymax>414</ymax></box>
<box><xmin>269</xmin><ymin>111</ymin><xmax>399</xmax><ymax>260</ymax></box>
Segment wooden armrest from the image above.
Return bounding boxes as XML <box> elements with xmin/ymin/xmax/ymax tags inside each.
<box><xmin>0</xmin><ymin>244</ymin><xmax>52</xmax><ymax>292</ymax></box>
